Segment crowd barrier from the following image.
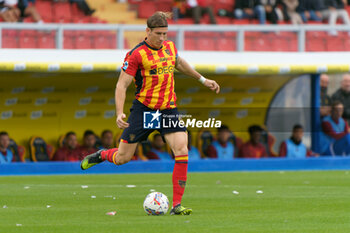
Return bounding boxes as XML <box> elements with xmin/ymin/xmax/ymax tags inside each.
<box><xmin>1</xmin><ymin>157</ymin><xmax>350</xmax><ymax>176</ymax></box>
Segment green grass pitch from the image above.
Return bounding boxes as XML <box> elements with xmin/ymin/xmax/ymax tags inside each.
<box><xmin>1</xmin><ymin>171</ymin><xmax>350</xmax><ymax>233</ymax></box>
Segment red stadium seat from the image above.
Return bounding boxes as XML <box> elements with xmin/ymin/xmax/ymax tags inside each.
<box><xmin>306</xmin><ymin>37</ymin><xmax>326</xmax><ymax>51</ymax></box>
<box><xmin>232</xmin><ymin>19</ymin><xmax>250</xmax><ymax>25</ymax></box>
<box><xmin>19</xmin><ymin>36</ymin><xmax>37</xmax><ymax>48</ymax></box>
<box><xmin>74</xmin><ymin>35</ymin><xmax>92</xmax><ymax>49</ymax></box>
<box><xmin>2</xmin><ymin>37</ymin><xmax>18</xmax><ymax>48</ymax></box>
<box><xmin>53</xmin><ymin>2</ymin><xmax>72</xmax><ymax>21</ymax></box>
<box><xmin>38</xmin><ymin>33</ymin><xmax>55</xmax><ymax>49</ymax></box>
<box><xmin>64</xmin><ymin>35</ymin><xmax>75</xmax><ymax>49</ymax></box>
<box><xmin>71</xmin><ymin>2</ymin><xmax>85</xmax><ymax>18</ymax></box>
<box><xmin>217</xmin><ymin>37</ymin><xmax>236</xmax><ymax>51</ymax></box>
<box><xmin>138</xmin><ymin>1</ymin><xmax>156</xmax><ymax>18</ymax></box>
<box><xmin>35</xmin><ymin>1</ymin><xmax>53</xmax><ymax>22</ymax></box>
<box><xmin>184</xmin><ymin>38</ymin><xmax>196</xmax><ymax>50</ymax></box>
<box><xmin>326</xmin><ymin>36</ymin><xmax>344</xmax><ymax>51</ymax></box>
<box><xmin>197</xmin><ymin>38</ymin><xmax>215</xmax><ymax>50</ymax></box>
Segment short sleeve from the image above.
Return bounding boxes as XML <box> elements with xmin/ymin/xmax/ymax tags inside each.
<box><xmin>122</xmin><ymin>52</ymin><xmax>140</xmax><ymax>77</ymax></box>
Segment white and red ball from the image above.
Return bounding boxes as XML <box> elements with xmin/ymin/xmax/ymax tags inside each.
<box><xmin>143</xmin><ymin>192</ymin><xmax>169</xmax><ymax>215</ymax></box>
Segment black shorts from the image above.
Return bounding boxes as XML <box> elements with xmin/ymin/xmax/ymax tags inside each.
<box><xmin>120</xmin><ymin>99</ymin><xmax>186</xmax><ymax>143</ymax></box>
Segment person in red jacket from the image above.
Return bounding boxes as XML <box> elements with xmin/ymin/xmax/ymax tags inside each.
<box><xmin>52</xmin><ymin>132</ymin><xmax>81</xmax><ymax>161</ymax></box>
<box><xmin>79</xmin><ymin>130</ymin><xmax>98</xmax><ymax>159</ymax></box>
<box><xmin>239</xmin><ymin>125</ymin><xmax>268</xmax><ymax>158</ymax></box>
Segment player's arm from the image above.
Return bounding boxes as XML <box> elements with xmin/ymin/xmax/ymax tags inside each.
<box><xmin>175</xmin><ymin>56</ymin><xmax>220</xmax><ymax>94</ymax></box>
<box><xmin>115</xmin><ymin>70</ymin><xmax>133</xmax><ymax>129</ymax></box>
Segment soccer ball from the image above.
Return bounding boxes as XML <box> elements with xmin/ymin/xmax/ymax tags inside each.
<box><xmin>143</xmin><ymin>192</ymin><xmax>169</xmax><ymax>215</ymax></box>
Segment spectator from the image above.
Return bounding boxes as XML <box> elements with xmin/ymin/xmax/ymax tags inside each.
<box><xmin>52</xmin><ymin>132</ymin><xmax>81</xmax><ymax>161</ymax></box>
<box><xmin>260</xmin><ymin>0</ymin><xmax>283</xmax><ymax>24</ymax></box>
<box><xmin>282</xmin><ymin>0</ymin><xmax>303</xmax><ymax>24</ymax></box>
<box><xmin>320</xmin><ymin>101</ymin><xmax>350</xmax><ymax>155</ymax></box>
<box><xmin>279</xmin><ymin>124</ymin><xmax>317</xmax><ymax>158</ymax></box>
<box><xmin>0</xmin><ymin>0</ymin><xmax>20</xmax><ymax>22</ymax></box>
<box><xmin>207</xmin><ymin>125</ymin><xmax>235</xmax><ymax>159</ymax></box>
<box><xmin>234</xmin><ymin>0</ymin><xmax>266</xmax><ymax>24</ymax></box>
<box><xmin>146</xmin><ymin>134</ymin><xmax>172</xmax><ymax>160</ymax></box>
<box><xmin>297</xmin><ymin>0</ymin><xmax>323</xmax><ymax>23</ymax></box>
<box><xmin>55</xmin><ymin>0</ymin><xmax>95</xmax><ymax>16</ymax></box>
<box><xmin>322</xmin><ymin>0</ymin><xmax>350</xmax><ymax>35</ymax></box>
<box><xmin>239</xmin><ymin>125</ymin><xmax>268</xmax><ymax>158</ymax></box>
<box><xmin>331</xmin><ymin>74</ymin><xmax>350</xmax><ymax>123</ymax></box>
<box><xmin>3</xmin><ymin>0</ymin><xmax>42</xmax><ymax>22</ymax></box>
<box><xmin>100</xmin><ymin>130</ymin><xmax>114</xmax><ymax>149</ymax></box>
<box><xmin>0</xmin><ymin>132</ymin><xmax>13</xmax><ymax>164</ymax></box>
<box><xmin>320</xmin><ymin>74</ymin><xmax>332</xmax><ymax>117</ymax></box>
<box><xmin>79</xmin><ymin>130</ymin><xmax>98</xmax><ymax>159</ymax></box>
<box><xmin>173</xmin><ymin>0</ymin><xmax>216</xmax><ymax>24</ymax></box>
<box><xmin>187</xmin><ymin>130</ymin><xmax>201</xmax><ymax>160</ymax></box>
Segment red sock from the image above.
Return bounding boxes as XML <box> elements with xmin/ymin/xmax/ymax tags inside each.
<box><xmin>172</xmin><ymin>155</ymin><xmax>188</xmax><ymax>207</ymax></box>
<box><xmin>101</xmin><ymin>148</ymin><xmax>118</xmax><ymax>164</ymax></box>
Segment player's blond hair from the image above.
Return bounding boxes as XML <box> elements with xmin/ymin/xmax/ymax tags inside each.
<box><xmin>147</xmin><ymin>11</ymin><xmax>172</xmax><ymax>29</ymax></box>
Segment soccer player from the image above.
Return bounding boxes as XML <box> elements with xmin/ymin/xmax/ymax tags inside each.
<box><xmin>80</xmin><ymin>11</ymin><xmax>220</xmax><ymax>215</ymax></box>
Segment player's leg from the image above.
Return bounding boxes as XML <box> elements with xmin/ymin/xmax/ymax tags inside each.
<box><xmin>163</xmin><ymin>131</ymin><xmax>192</xmax><ymax>215</ymax></box>
<box><xmin>80</xmin><ymin>142</ymin><xmax>137</xmax><ymax>170</ymax></box>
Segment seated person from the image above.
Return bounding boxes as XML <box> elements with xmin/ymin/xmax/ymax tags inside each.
<box><xmin>99</xmin><ymin>129</ymin><xmax>114</xmax><ymax>149</ymax></box>
<box><xmin>238</xmin><ymin>125</ymin><xmax>268</xmax><ymax>158</ymax></box>
<box><xmin>187</xmin><ymin>130</ymin><xmax>200</xmax><ymax>160</ymax></box>
<box><xmin>207</xmin><ymin>125</ymin><xmax>235</xmax><ymax>159</ymax></box>
<box><xmin>0</xmin><ymin>131</ymin><xmax>13</xmax><ymax>163</ymax></box>
<box><xmin>146</xmin><ymin>134</ymin><xmax>172</xmax><ymax>160</ymax></box>
<box><xmin>52</xmin><ymin>132</ymin><xmax>81</xmax><ymax>161</ymax></box>
<box><xmin>320</xmin><ymin>101</ymin><xmax>350</xmax><ymax>155</ymax></box>
<box><xmin>296</xmin><ymin>0</ymin><xmax>323</xmax><ymax>23</ymax></box>
<box><xmin>279</xmin><ymin>124</ymin><xmax>316</xmax><ymax>158</ymax></box>
<box><xmin>173</xmin><ymin>0</ymin><xmax>216</xmax><ymax>24</ymax></box>
<box><xmin>79</xmin><ymin>130</ymin><xmax>98</xmax><ymax>159</ymax></box>
<box><xmin>234</xmin><ymin>0</ymin><xmax>266</xmax><ymax>24</ymax></box>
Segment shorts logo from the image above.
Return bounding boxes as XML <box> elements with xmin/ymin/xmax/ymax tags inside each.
<box><xmin>143</xmin><ymin>110</ymin><xmax>162</xmax><ymax>129</ymax></box>
<box><xmin>122</xmin><ymin>61</ymin><xmax>129</xmax><ymax>71</ymax></box>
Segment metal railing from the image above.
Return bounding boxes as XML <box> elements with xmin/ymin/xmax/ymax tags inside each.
<box><xmin>0</xmin><ymin>23</ymin><xmax>349</xmax><ymax>51</ymax></box>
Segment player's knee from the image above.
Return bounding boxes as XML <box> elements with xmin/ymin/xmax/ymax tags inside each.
<box><xmin>172</xmin><ymin>145</ymin><xmax>188</xmax><ymax>156</ymax></box>
<box><xmin>115</xmin><ymin>151</ymin><xmax>132</xmax><ymax>165</ymax></box>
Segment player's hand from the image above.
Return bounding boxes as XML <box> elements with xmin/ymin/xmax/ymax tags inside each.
<box><xmin>204</xmin><ymin>79</ymin><xmax>220</xmax><ymax>94</ymax></box>
<box><xmin>116</xmin><ymin>113</ymin><xmax>129</xmax><ymax>129</ymax></box>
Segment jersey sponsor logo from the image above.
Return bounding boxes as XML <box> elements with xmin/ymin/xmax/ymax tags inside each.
<box><xmin>149</xmin><ymin>65</ymin><xmax>174</xmax><ymax>75</ymax></box>
<box><xmin>143</xmin><ymin>110</ymin><xmax>162</xmax><ymax>129</ymax></box>
<box><xmin>122</xmin><ymin>61</ymin><xmax>129</xmax><ymax>71</ymax></box>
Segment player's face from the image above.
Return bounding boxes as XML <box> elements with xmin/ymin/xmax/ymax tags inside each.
<box><xmin>84</xmin><ymin>135</ymin><xmax>96</xmax><ymax>148</ymax></box>
<box><xmin>146</xmin><ymin>27</ymin><xmax>168</xmax><ymax>49</ymax></box>
<box><xmin>292</xmin><ymin>129</ymin><xmax>304</xmax><ymax>141</ymax></box>
<box><xmin>0</xmin><ymin>135</ymin><xmax>10</xmax><ymax>149</ymax></box>
<box><xmin>102</xmin><ymin>132</ymin><xmax>113</xmax><ymax>148</ymax></box>
<box><xmin>332</xmin><ymin>104</ymin><xmax>344</xmax><ymax>119</ymax></box>
<box><xmin>66</xmin><ymin>135</ymin><xmax>78</xmax><ymax>149</ymax></box>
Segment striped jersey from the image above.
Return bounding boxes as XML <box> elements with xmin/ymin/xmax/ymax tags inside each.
<box><xmin>122</xmin><ymin>39</ymin><xmax>178</xmax><ymax>110</ymax></box>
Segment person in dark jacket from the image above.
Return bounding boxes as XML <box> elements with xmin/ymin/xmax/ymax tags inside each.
<box><xmin>297</xmin><ymin>0</ymin><xmax>323</xmax><ymax>22</ymax></box>
<box><xmin>331</xmin><ymin>74</ymin><xmax>350</xmax><ymax>123</ymax></box>
<box><xmin>320</xmin><ymin>74</ymin><xmax>332</xmax><ymax>117</ymax></box>
<box><xmin>234</xmin><ymin>0</ymin><xmax>266</xmax><ymax>24</ymax></box>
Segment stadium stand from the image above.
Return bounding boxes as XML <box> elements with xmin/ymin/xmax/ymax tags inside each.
<box><xmin>1</xmin><ymin>0</ymin><xmax>350</xmax><ymax>51</ymax></box>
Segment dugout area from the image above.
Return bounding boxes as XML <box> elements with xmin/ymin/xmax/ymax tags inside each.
<box><xmin>1</xmin><ymin>50</ymin><xmax>350</xmax><ymax>160</ymax></box>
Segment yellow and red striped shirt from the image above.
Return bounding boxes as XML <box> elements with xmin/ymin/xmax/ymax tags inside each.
<box><xmin>122</xmin><ymin>40</ymin><xmax>178</xmax><ymax>110</ymax></box>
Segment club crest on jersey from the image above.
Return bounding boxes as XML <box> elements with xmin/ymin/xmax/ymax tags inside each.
<box><xmin>165</xmin><ymin>49</ymin><xmax>170</xmax><ymax>55</ymax></box>
<box><xmin>122</xmin><ymin>61</ymin><xmax>129</xmax><ymax>71</ymax></box>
